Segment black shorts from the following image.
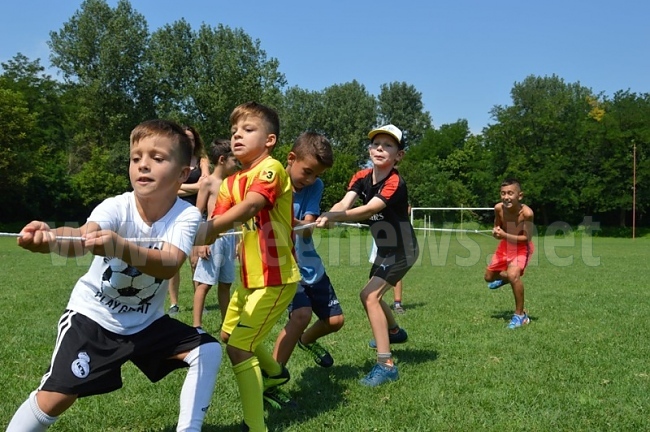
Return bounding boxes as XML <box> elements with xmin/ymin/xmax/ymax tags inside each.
<box><xmin>369</xmin><ymin>248</ymin><xmax>418</xmax><ymax>286</ymax></box>
<box><xmin>39</xmin><ymin>310</ymin><xmax>218</xmax><ymax>397</ymax></box>
<box><xmin>288</xmin><ymin>273</ymin><xmax>343</xmax><ymax>320</ymax></box>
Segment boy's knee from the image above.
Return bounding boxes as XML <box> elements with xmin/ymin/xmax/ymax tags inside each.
<box><xmin>507</xmin><ymin>267</ymin><xmax>522</xmax><ymax>281</ymax></box>
<box><xmin>290</xmin><ymin>308</ymin><xmax>312</xmax><ymax>328</ymax></box>
<box><xmin>327</xmin><ymin>314</ymin><xmax>344</xmax><ymax>332</ymax></box>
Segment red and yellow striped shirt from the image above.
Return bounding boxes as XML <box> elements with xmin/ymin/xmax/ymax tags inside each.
<box><xmin>213</xmin><ymin>156</ymin><xmax>300</xmax><ymax>289</ymax></box>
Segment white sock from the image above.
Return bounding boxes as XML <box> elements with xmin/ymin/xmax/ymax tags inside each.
<box><xmin>6</xmin><ymin>391</ymin><xmax>58</xmax><ymax>432</ymax></box>
<box><xmin>177</xmin><ymin>342</ymin><xmax>222</xmax><ymax>432</ymax></box>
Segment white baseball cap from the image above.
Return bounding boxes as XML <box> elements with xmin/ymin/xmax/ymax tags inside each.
<box><xmin>368</xmin><ymin>124</ymin><xmax>403</xmax><ymax>148</ymax></box>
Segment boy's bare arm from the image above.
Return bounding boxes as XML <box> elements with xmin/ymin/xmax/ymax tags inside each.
<box><xmin>195</xmin><ymin>177</ymin><xmax>214</xmax><ymax>215</ymax></box>
<box><xmin>493</xmin><ymin>206</ymin><xmax>534</xmax><ymax>244</ymax></box>
<box><xmin>17</xmin><ymin>221</ymin><xmax>100</xmax><ymax>256</ymax></box>
<box><xmin>520</xmin><ymin>206</ymin><xmax>535</xmax><ymax>242</ymax></box>
<box><xmin>328</xmin><ymin>191</ymin><xmax>359</xmax><ymax>213</ymax></box>
<box><xmin>319</xmin><ymin>195</ymin><xmax>385</xmax><ymax>226</ymax></box>
<box><xmin>18</xmin><ymin>221</ymin><xmax>187</xmax><ymax>279</ymax></box>
<box><xmin>295</xmin><ymin>214</ymin><xmax>317</xmax><ymax>238</ymax></box>
<box><xmin>196</xmin><ymin>191</ymin><xmax>267</xmax><ymax>245</ymax></box>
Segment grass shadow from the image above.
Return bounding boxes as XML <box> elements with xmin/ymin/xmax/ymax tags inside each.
<box><xmin>395</xmin><ymin>301</ymin><xmax>427</xmax><ymax>312</ymax></box>
<box><xmin>267</xmin><ymin>364</ymin><xmax>358</xmax><ymax>430</ymax></box>
<box><xmin>155</xmin><ymin>423</ymin><xmax>240</xmax><ymax>432</ymax></box>
<box><xmin>490</xmin><ymin>310</ymin><xmax>537</xmax><ymax>322</ymax></box>
<box><xmin>392</xmin><ymin>347</ymin><xmax>439</xmax><ymax>365</ymax></box>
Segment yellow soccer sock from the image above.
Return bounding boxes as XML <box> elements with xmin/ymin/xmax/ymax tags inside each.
<box><xmin>232</xmin><ymin>357</ymin><xmax>266</xmax><ymax>432</ymax></box>
<box><xmin>254</xmin><ymin>345</ymin><xmax>282</xmax><ymax>377</ymax></box>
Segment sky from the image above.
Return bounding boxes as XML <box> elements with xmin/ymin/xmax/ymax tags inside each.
<box><xmin>1</xmin><ymin>0</ymin><xmax>649</xmax><ymax>133</ymax></box>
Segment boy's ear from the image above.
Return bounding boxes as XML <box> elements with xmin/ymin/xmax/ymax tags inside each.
<box><xmin>179</xmin><ymin>166</ymin><xmax>191</xmax><ymax>184</ymax></box>
<box><xmin>287</xmin><ymin>151</ymin><xmax>297</xmax><ymax>164</ymax></box>
<box><xmin>266</xmin><ymin>133</ymin><xmax>277</xmax><ymax>148</ymax></box>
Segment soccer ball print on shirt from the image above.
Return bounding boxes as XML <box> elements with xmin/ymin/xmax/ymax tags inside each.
<box><xmin>100</xmin><ymin>257</ymin><xmax>163</xmax><ymax>306</ymax></box>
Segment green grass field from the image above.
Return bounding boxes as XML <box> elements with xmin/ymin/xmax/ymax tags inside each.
<box><xmin>1</xmin><ymin>231</ymin><xmax>649</xmax><ymax>431</ymax></box>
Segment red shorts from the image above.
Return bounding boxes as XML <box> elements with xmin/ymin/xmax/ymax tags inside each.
<box><xmin>487</xmin><ymin>240</ymin><xmax>534</xmax><ymax>275</ymax></box>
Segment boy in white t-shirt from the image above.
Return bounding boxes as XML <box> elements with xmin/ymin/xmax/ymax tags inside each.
<box><xmin>7</xmin><ymin>119</ymin><xmax>221</xmax><ymax>432</ymax></box>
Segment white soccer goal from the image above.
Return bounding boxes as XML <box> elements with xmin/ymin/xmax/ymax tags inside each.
<box><xmin>410</xmin><ymin>206</ymin><xmax>494</xmax><ymax>237</ymax></box>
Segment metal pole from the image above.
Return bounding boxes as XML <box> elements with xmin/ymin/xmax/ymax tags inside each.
<box><xmin>633</xmin><ymin>140</ymin><xmax>636</xmax><ymax>240</ymax></box>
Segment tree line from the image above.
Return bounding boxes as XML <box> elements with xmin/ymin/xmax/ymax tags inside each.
<box><xmin>1</xmin><ymin>0</ymin><xmax>647</xmax><ymax>231</ymax></box>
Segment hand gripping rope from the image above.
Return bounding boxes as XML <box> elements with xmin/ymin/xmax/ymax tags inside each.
<box><xmin>0</xmin><ymin>222</ymin><xmax>369</xmax><ymax>243</ymax></box>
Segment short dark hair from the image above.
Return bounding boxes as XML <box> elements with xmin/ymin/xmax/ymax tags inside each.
<box><xmin>208</xmin><ymin>138</ymin><xmax>232</xmax><ymax>165</ymax></box>
<box><xmin>130</xmin><ymin>119</ymin><xmax>192</xmax><ymax>166</ymax></box>
<box><xmin>230</xmin><ymin>101</ymin><xmax>280</xmax><ymax>142</ymax></box>
<box><xmin>501</xmin><ymin>178</ymin><xmax>522</xmax><ymax>190</ymax></box>
<box><xmin>291</xmin><ymin>132</ymin><xmax>334</xmax><ymax>168</ymax></box>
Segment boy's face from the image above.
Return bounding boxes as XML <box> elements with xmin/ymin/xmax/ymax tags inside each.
<box><xmin>286</xmin><ymin>153</ymin><xmax>329</xmax><ymax>191</ymax></box>
<box><xmin>368</xmin><ymin>133</ymin><xmax>403</xmax><ymax>168</ymax></box>
<box><xmin>500</xmin><ymin>184</ymin><xmax>523</xmax><ymax>209</ymax></box>
<box><xmin>222</xmin><ymin>154</ymin><xmax>239</xmax><ymax>176</ymax></box>
<box><xmin>129</xmin><ymin>135</ymin><xmax>189</xmax><ymax>199</ymax></box>
<box><xmin>230</xmin><ymin>115</ymin><xmax>275</xmax><ymax>167</ymax></box>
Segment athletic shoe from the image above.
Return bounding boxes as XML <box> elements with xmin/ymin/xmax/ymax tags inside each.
<box><xmin>168</xmin><ymin>304</ymin><xmax>180</xmax><ymax>315</ymax></box>
<box><xmin>262</xmin><ymin>365</ymin><xmax>290</xmax><ymax>391</ymax></box>
<box><xmin>368</xmin><ymin>327</ymin><xmax>408</xmax><ymax>349</ymax></box>
<box><xmin>263</xmin><ymin>386</ymin><xmax>298</xmax><ymax>410</ymax></box>
<box><xmin>298</xmin><ymin>339</ymin><xmax>334</xmax><ymax>368</ymax></box>
<box><xmin>359</xmin><ymin>363</ymin><xmax>399</xmax><ymax>387</ymax></box>
<box><xmin>507</xmin><ymin>313</ymin><xmax>530</xmax><ymax>329</ymax></box>
<box><xmin>392</xmin><ymin>302</ymin><xmax>405</xmax><ymax>314</ymax></box>
<box><xmin>487</xmin><ymin>279</ymin><xmax>506</xmax><ymax>290</ymax></box>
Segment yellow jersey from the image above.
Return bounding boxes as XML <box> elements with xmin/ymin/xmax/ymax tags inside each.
<box><xmin>213</xmin><ymin>156</ymin><xmax>300</xmax><ymax>289</ymax></box>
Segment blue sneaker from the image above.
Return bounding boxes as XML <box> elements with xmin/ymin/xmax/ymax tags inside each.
<box><xmin>360</xmin><ymin>363</ymin><xmax>399</xmax><ymax>387</ymax></box>
<box><xmin>487</xmin><ymin>279</ymin><xmax>506</xmax><ymax>290</ymax></box>
<box><xmin>368</xmin><ymin>327</ymin><xmax>408</xmax><ymax>349</ymax></box>
<box><xmin>507</xmin><ymin>313</ymin><xmax>530</xmax><ymax>329</ymax></box>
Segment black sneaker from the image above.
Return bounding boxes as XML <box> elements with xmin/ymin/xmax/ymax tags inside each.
<box><xmin>368</xmin><ymin>327</ymin><xmax>408</xmax><ymax>349</ymax></box>
<box><xmin>261</xmin><ymin>365</ymin><xmax>290</xmax><ymax>391</ymax></box>
<box><xmin>263</xmin><ymin>386</ymin><xmax>298</xmax><ymax>410</ymax></box>
<box><xmin>298</xmin><ymin>339</ymin><xmax>334</xmax><ymax>368</ymax></box>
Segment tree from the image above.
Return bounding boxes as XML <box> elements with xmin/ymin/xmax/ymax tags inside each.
<box><xmin>149</xmin><ymin>21</ymin><xmax>287</xmax><ymax>141</ymax></box>
<box><xmin>0</xmin><ymin>55</ymin><xmax>82</xmax><ymax>221</ymax></box>
<box><xmin>377</xmin><ymin>81</ymin><xmax>433</xmax><ymax>147</ymax></box>
<box><xmin>320</xmin><ymin>80</ymin><xmax>377</xmax><ymax>166</ymax></box>
<box><xmin>49</xmin><ymin>0</ymin><xmax>153</xmax><ymax>158</ymax></box>
<box><xmin>485</xmin><ymin>74</ymin><xmax>596</xmax><ymax>224</ymax></box>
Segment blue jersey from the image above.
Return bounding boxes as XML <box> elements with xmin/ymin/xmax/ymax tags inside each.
<box><xmin>293</xmin><ymin>179</ymin><xmax>326</xmax><ymax>285</ymax></box>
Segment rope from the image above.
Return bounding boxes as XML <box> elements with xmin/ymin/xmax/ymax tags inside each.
<box><xmin>413</xmin><ymin>227</ymin><xmax>493</xmax><ymax>237</ymax></box>
<box><xmin>1</xmin><ymin>232</ymin><xmax>162</xmax><ymax>242</ymax></box>
<box><xmin>2</xmin><ymin>222</ymin><xmax>369</xmax><ymax>243</ymax></box>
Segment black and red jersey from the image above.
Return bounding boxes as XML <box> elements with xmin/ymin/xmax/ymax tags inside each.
<box><xmin>348</xmin><ymin>168</ymin><xmax>418</xmax><ymax>260</ymax></box>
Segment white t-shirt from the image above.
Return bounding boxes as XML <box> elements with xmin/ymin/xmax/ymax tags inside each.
<box><xmin>66</xmin><ymin>192</ymin><xmax>201</xmax><ymax>335</ymax></box>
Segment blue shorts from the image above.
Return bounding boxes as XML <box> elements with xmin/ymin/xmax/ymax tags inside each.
<box><xmin>193</xmin><ymin>235</ymin><xmax>236</xmax><ymax>286</ymax></box>
<box><xmin>289</xmin><ymin>273</ymin><xmax>343</xmax><ymax>320</ymax></box>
